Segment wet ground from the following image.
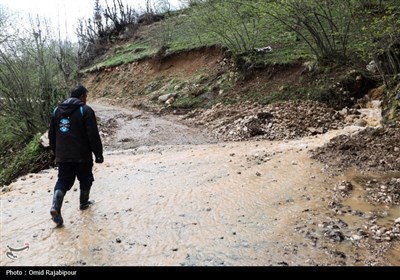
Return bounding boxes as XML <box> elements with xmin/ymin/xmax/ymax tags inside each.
<box><xmin>1</xmin><ymin>102</ymin><xmax>399</xmax><ymax>266</ymax></box>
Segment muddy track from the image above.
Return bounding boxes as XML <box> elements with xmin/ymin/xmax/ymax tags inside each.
<box><xmin>1</xmin><ymin>103</ymin><xmax>399</xmax><ymax>266</ymax></box>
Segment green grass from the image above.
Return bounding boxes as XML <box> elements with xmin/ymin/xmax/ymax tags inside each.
<box><xmin>0</xmin><ymin>117</ymin><xmax>21</xmax><ymax>174</ymax></box>
<box><xmin>0</xmin><ymin>116</ymin><xmax>53</xmax><ymax>186</ymax></box>
<box><xmin>0</xmin><ymin>134</ymin><xmax>52</xmax><ymax>186</ymax></box>
<box><xmin>85</xmin><ymin>3</ymin><xmax>315</xmax><ymax>72</ymax></box>
<box><xmin>81</xmin><ymin>1</ymin><xmax>399</xmax><ymax>75</ymax></box>
<box><xmin>83</xmin><ymin>43</ymin><xmax>159</xmax><ymax>72</ymax></box>
<box><xmin>172</xmin><ymin>95</ymin><xmax>204</xmax><ymax>109</ymax></box>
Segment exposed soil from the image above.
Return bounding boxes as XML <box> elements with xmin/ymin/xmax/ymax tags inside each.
<box><xmin>83</xmin><ymin>46</ymin><xmax>227</xmax><ymax>109</ymax></box>
<box><xmin>1</xmin><ymin>48</ymin><xmax>400</xmax><ymax>266</ymax></box>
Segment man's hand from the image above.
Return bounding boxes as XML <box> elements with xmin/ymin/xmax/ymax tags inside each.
<box><xmin>95</xmin><ymin>155</ymin><xmax>104</xmax><ymax>164</ymax></box>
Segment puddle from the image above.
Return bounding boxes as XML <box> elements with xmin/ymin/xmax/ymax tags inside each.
<box><xmin>343</xmin><ymin>170</ymin><xmax>400</xmax><ymax>265</ymax></box>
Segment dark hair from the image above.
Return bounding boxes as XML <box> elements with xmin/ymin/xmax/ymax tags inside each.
<box><xmin>70</xmin><ymin>85</ymin><xmax>88</xmax><ymax>98</ymax></box>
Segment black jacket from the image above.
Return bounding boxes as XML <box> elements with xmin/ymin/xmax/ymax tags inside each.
<box><xmin>48</xmin><ymin>98</ymin><xmax>103</xmax><ymax>163</ymax></box>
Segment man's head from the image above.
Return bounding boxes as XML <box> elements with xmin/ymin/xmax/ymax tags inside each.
<box><xmin>70</xmin><ymin>85</ymin><xmax>88</xmax><ymax>104</ymax></box>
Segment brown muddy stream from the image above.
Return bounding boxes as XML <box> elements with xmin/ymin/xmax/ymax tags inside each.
<box><xmin>1</xmin><ymin>103</ymin><xmax>399</xmax><ymax>266</ymax></box>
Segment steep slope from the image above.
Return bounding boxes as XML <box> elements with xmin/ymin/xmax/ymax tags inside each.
<box><xmin>83</xmin><ymin>46</ymin><xmax>227</xmax><ymax>109</ymax></box>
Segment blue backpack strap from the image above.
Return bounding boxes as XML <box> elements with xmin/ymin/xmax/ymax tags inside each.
<box><xmin>52</xmin><ymin>107</ymin><xmax>58</xmax><ymax>117</ymax></box>
<box><xmin>80</xmin><ymin>105</ymin><xmax>84</xmax><ymax>117</ymax></box>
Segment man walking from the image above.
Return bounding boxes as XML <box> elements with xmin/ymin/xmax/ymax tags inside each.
<box><xmin>48</xmin><ymin>85</ymin><xmax>103</xmax><ymax>227</ymax></box>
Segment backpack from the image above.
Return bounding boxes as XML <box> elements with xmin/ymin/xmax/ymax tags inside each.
<box><xmin>53</xmin><ymin>106</ymin><xmax>85</xmax><ymax>133</ymax></box>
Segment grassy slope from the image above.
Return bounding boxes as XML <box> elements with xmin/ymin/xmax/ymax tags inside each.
<box><xmin>82</xmin><ymin>3</ymin><xmax>382</xmax><ymax>115</ymax></box>
<box><xmin>83</xmin><ymin>4</ymin><xmax>313</xmax><ymax>73</ymax></box>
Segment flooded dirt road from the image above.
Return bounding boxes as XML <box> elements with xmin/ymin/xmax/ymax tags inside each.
<box><xmin>1</xmin><ymin>103</ymin><xmax>398</xmax><ymax>266</ymax></box>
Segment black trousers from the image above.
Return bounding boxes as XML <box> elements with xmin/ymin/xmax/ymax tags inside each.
<box><xmin>54</xmin><ymin>162</ymin><xmax>94</xmax><ymax>192</ymax></box>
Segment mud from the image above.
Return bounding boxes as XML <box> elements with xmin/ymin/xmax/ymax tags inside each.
<box><xmin>1</xmin><ymin>101</ymin><xmax>399</xmax><ymax>266</ymax></box>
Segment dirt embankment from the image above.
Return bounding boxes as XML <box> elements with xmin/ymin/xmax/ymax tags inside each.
<box><xmin>84</xmin><ymin>46</ymin><xmax>227</xmax><ymax>108</ymax></box>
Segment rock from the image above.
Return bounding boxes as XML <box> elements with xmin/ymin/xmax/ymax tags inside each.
<box><xmin>336</xmin><ymin>181</ymin><xmax>353</xmax><ymax>193</ymax></box>
<box><xmin>366</xmin><ymin>60</ymin><xmax>378</xmax><ymax>73</ymax></box>
<box><xmin>307</xmin><ymin>127</ymin><xmax>317</xmax><ymax>134</ymax></box>
<box><xmin>165</xmin><ymin>97</ymin><xmax>175</xmax><ymax>106</ymax></box>
<box><xmin>40</xmin><ymin>131</ymin><xmax>50</xmax><ymax>148</ymax></box>
<box><xmin>158</xmin><ymin>93</ymin><xmax>173</xmax><ymax>102</ymax></box>
<box><xmin>254</xmin><ymin>46</ymin><xmax>273</xmax><ymax>53</ymax></box>
<box><xmin>185</xmin><ymin>100</ymin><xmax>345</xmax><ymax>142</ymax></box>
<box><xmin>351</xmin><ymin>235</ymin><xmax>362</xmax><ymax>242</ymax></box>
<box><xmin>354</xmin><ymin>119</ymin><xmax>367</xmax><ymax>127</ymax></box>
<box><xmin>368</xmin><ymin>85</ymin><xmax>385</xmax><ymax>99</ymax></box>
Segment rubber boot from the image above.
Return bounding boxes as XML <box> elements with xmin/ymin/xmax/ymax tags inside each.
<box><xmin>50</xmin><ymin>190</ymin><xmax>65</xmax><ymax>226</ymax></box>
<box><xmin>80</xmin><ymin>190</ymin><xmax>94</xmax><ymax>210</ymax></box>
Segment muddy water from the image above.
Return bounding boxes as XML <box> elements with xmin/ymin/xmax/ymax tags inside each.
<box><xmin>343</xmin><ymin>170</ymin><xmax>400</xmax><ymax>265</ymax></box>
<box><xmin>94</xmin><ymin>103</ymin><xmax>212</xmax><ymax>150</ymax></box>
<box><xmin>344</xmin><ymin>171</ymin><xmax>400</xmax><ymax>226</ymax></box>
<box><xmin>1</xmin><ymin>103</ymin><xmax>397</xmax><ymax>266</ymax></box>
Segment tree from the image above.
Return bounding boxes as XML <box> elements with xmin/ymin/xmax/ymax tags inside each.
<box><xmin>77</xmin><ymin>0</ymin><xmax>139</xmax><ymax>68</ymax></box>
<box><xmin>262</xmin><ymin>0</ymin><xmax>355</xmax><ymax>64</ymax></box>
<box><xmin>0</xmin><ymin>14</ymin><xmax>77</xmax><ymax>141</ymax></box>
<box><xmin>0</xmin><ymin>5</ymin><xmax>14</xmax><ymax>44</ymax></box>
<box><xmin>358</xmin><ymin>1</ymin><xmax>400</xmax><ymax>86</ymax></box>
<box><xmin>190</xmin><ymin>0</ymin><xmax>267</xmax><ymax>56</ymax></box>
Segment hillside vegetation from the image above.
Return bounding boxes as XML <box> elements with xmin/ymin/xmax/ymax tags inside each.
<box><xmin>1</xmin><ymin>0</ymin><xmax>400</xmax><ymax>186</ymax></box>
<box><xmin>81</xmin><ymin>0</ymin><xmax>399</xmax><ymax>112</ymax></box>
